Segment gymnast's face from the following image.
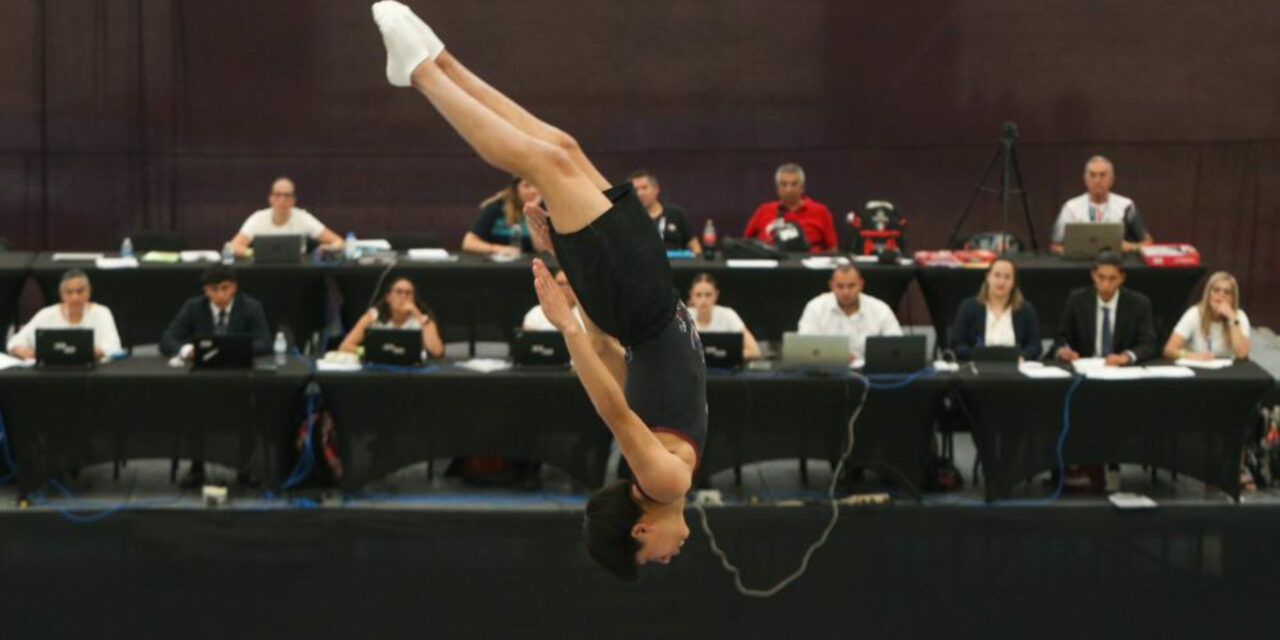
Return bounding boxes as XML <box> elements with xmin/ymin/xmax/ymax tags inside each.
<box><xmin>632</xmin><ymin>509</ymin><xmax>690</xmax><ymax>566</ymax></box>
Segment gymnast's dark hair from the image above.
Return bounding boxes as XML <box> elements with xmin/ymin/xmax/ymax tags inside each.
<box><xmin>583</xmin><ymin>479</ymin><xmax>642</xmax><ymax>581</ymax></box>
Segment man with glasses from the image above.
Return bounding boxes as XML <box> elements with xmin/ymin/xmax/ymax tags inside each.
<box><xmin>227</xmin><ymin>177</ymin><xmax>345</xmax><ymax>257</ymax></box>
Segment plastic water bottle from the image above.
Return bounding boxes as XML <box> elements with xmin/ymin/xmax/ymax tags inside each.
<box><xmin>509</xmin><ymin>222</ymin><xmax>523</xmax><ymax>255</ymax></box>
<box><xmin>701</xmin><ymin>220</ymin><xmax>717</xmax><ymax>259</ymax></box>
<box><xmin>344</xmin><ymin>231</ymin><xmax>357</xmax><ymax>261</ymax></box>
<box><xmin>221</xmin><ymin>242</ymin><xmax>235</xmax><ymax>265</ymax></box>
<box><xmin>273</xmin><ymin>331</ymin><xmax>287</xmax><ymax>366</ymax></box>
<box><xmin>120</xmin><ymin>237</ymin><xmax>134</xmax><ymax>258</ymax></box>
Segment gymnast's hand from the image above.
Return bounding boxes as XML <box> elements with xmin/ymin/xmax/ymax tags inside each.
<box><xmin>523</xmin><ymin>202</ymin><xmax>555</xmax><ymax>256</ymax></box>
<box><xmin>532</xmin><ymin>258</ymin><xmax>577</xmax><ymax>334</ymax></box>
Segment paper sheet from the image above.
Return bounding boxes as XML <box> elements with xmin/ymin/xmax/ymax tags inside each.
<box><xmin>1174</xmin><ymin>358</ymin><xmax>1233</xmax><ymax>370</ymax></box>
<box><xmin>725</xmin><ymin>259</ymin><xmax>779</xmax><ymax>269</ymax></box>
<box><xmin>407</xmin><ymin>248</ymin><xmax>453</xmax><ymax>261</ymax></box>
<box><xmin>180</xmin><ymin>250</ymin><xmax>221</xmax><ymax>263</ymax></box>
<box><xmin>1141</xmin><ymin>365</ymin><xmax>1196</xmax><ymax>379</ymax></box>
<box><xmin>95</xmin><ymin>256</ymin><xmax>139</xmax><ymax>270</ymax></box>
<box><xmin>53</xmin><ymin>252</ymin><xmax>104</xmax><ymax>261</ymax></box>
<box><xmin>1070</xmin><ymin>357</ymin><xmax>1108</xmax><ymax>372</ymax></box>
<box><xmin>0</xmin><ymin>353</ymin><xmax>35</xmax><ymax>370</ymax></box>
<box><xmin>1020</xmin><ymin>365</ymin><xmax>1071</xmax><ymax>379</ymax></box>
<box><xmin>455</xmin><ymin>358</ymin><xmax>512</xmax><ymax>373</ymax></box>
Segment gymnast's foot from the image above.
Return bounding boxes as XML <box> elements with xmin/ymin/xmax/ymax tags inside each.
<box><xmin>371</xmin><ymin>1</ymin><xmax>445</xmax><ymax>87</ymax></box>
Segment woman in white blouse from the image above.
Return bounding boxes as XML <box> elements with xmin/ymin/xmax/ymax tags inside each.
<box><xmin>1163</xmin><ymin>271</ymin><xmax>1250</xmax><ymax>360</ymax></box>
<box><xmin>687</xmin><ymin>273</ymin><xmax>760</xmax><ymax>360</ymax></box>
<box><xmin>339</xmin><ymin>277</ymin><xmax>445</xmax><ymax>359</ymax></box>
<box><xmin>7</xmin><ymin>269</ymin><xmax>122</xmax><ymax>360</ymax></box>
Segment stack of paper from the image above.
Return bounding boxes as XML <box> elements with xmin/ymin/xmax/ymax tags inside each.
<box><xmin>407</xmin><ymin>248</ymin><xmax>452</xmax><ymax>261</ymax></box>
<box><xmin>1174</xmin><ymin>358</ymin><xmax>1233</xmax><ymax>370</ymax></box>
<box><xmin>95</xmin><ymin>256</ymin><xmax>139</xmax><ymax>270</ymax></box>
<box><xmin>180</xmin><ymin>250</ymin><xmax>221</xmax><ymax>263</ymax></box>
<box><xmin>801</xmin><ymin>256</ymin><xmax>850</xmax><ymax>270</ymax></box>
<box><xmin>52</xmin><ymin>252</ymin><xmax>104</xmax><ymax>261</ymax></box>
<box><xmin>455</xmin><ymin>358</ymin><xmax>512</xmax><ymax>373</ymax></box>
<box><xmin>1141</xmin><ymin>366</ymin><xmax>1196</xmax><ymax>379</ymax></box>
<box><xmin>725</xmin><ymin>259</ymin><xmax>779</xmax><ymax>269</ymax></box>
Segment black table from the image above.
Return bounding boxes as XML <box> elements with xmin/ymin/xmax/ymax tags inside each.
<box><xmin>318</xmin><ymin>365</ymin><xmax>950</xmax><ymax>491</ymax></box>
<box><xmin>29</xmin><ymin>253</ymin><xmax>329</xmax><ymax>349</ymax></box>
<box><xmin>957</xmin><ymin>360</ymin><xmax>1273</xmax><ymax>501</ymax></box>
<box><xmin>0</xmin><ymin>356</ymin><xmax>310</xmax><ymax>495</ymax></box>
<box><xmin>330</xmin><ymin>255</ymin><xmax>918</xmax><ymax>348</ymax></box>
<box><xmin>917</xmin><ymin>254</ymin><xmax>1205</xmax><ymax>353</ymax></box>
<box><xmin>0</xmin><ymin>251</ymin><xmax>33</xmax><ymax>334</ymax></box>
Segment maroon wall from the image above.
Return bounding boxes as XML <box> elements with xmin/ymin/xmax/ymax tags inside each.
<box><xmin>2</xmin><ymin>0</ymin><xmax>1278</xmax><ymax>324</ymax></box>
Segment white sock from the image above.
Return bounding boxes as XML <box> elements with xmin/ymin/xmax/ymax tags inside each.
<box><xmin>397</xmin><ymin>3</ymin><xmax>446</xmax><ymax>59</ymax></box>
<box><xmin>371</xmin><ymin>2</ymin><xmax>432</xmax><ymax>87</ymax></box>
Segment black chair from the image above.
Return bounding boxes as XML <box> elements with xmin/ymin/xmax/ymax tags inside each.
<box><xmin>122</xmin><ymin>230</ymin><xmax>186</xmax><ymax>253</ymax></box>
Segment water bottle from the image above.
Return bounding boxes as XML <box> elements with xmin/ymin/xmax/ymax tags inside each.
<box><xmin>509</xmin><ymin>221</ymin><xmax>524</xmax><ymax>255</ymax></box>
<box><xmin>121</xmin><ymin>237</ymin><xmax>134</xmax><ymax>258</ymax></box>
<box><xmin>221</xmin><ymin>242</ymin><xmax>235</xmax><ymax>265</ymax></box>
<box><xmin>344</xmin><ymin>231</ymin><xmax>357</xmax><ymax>261</ymax></box>
<box><xmin>273</xmin><ymin>331</ymin><xmax>288</xmax><ymax>366</ymax></box>
<box><xmin>701</xmin><ymin>220</ymin><xmax>717</xmax><ymax>259</ymax></box>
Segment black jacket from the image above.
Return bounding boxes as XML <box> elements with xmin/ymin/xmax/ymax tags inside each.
<box><xmin>1052</xmin><ymin>286</ymin><xmax>1158</xmax><ymax>363</ymax></box>
<box><xmin>160</xmin><ymin>293</ymin><xmax>272</xmax><ymax>356</ymax></box>
<box><xmin>949</xmin><ymin>297</ymin><xmax>1042</xmax><ymax>361</ymax></box>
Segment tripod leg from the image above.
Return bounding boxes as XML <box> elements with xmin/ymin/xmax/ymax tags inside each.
<box><xmin>947</xmin><ymin>145</ymin><xmax>1003</xmax><ymax>249</ymax></box>
<box><xmin>1010</xmin><ymin>146</ymin><xmax>1039</xmax><ymax>252</ymax></box>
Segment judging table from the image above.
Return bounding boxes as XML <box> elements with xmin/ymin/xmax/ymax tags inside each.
<box><xmin>956</xmin><ymin>360</ymin><xmax>1273</xmax><ymax>501</ymax></box>
<box><xmin>0</xmin><ymin>356</ymin><xmax>310</xmax><ymax>495</ymax></box>
<box><xmin>917</xmin><ymin>254</ymin><xmax>1205</xmax><ymax>350</ymax></box>
<box><xmin>0</xmin><ymin>355</ymin><xmax>1269</xmax><ymax>500</ymax></box>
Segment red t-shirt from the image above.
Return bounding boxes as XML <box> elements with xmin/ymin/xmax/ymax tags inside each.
<box><xmin>742</xmin><ymin>197</ymin><xmax>838</xmax><ymax>253</ymax></box>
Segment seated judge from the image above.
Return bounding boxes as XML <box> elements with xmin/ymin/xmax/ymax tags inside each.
<box><xmin>1164</xmin><ymin>271</ymin><xmax>1250</xmax><ymax>361</ymax></box>
<box><xmin>523</xmin><ymin>267</ymin><xmax>585</xmax><ymax>332</ymax></box>
<box><xmin>797</xmin><ymin>265</ymin><xmax>902</xmax><ymax>359</ymax></box>
<box><xmin>339</xmin><ymin>276</ymin><xmax>444</xmax><ymax>358</ymax></box>
<box><xmin>1050</xmin><ymin>156</ymin><xmax>1154</xmax><ymax>254</ymax></box>
<box><xmin>949</xmin><ymin>258</ymin><xmax>1041</xmax><ymax>361</ymax></box>
<box><xmin>686</xmin><ymin>273</ymin><xmax>760</xmax><ymax>360</ymax></box>
<box><xmin>227</xmin><ymin>177</ymin><xmax>344</xmax><ymax>258</ymax></box>
<box><xmin>462</xmin><ymin>177</ymin><xmax>539</xmax><ymax>256</ymax></box>
<box><xmin>7</xmin><ymin>269</ymin><xmax>122</xmax><ymax>360</ymax></box>
<box><xmin>629</xmin><ymin>170</ymin><xmax>701</xmax><ymax>255</ymax></box>
<box><xmin>160</xmin><ymin>265</ymin><xmax>272</xmax><ymax>359</ymax></box>
<box><xmin>1052</xmin><ymin>251</ymin><xmax>1158</xmax><ymax>366</ymax></box>
<box><xmin>742</xmin><ymin>163</ymin><xmax>837</xmax><ymax>253</ymax></box>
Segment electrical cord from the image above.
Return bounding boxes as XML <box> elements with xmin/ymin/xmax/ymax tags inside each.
<box><xmin>694</xmin><ymin>368</ymin><xmax>933</xmax><ymax>598</ymax></box>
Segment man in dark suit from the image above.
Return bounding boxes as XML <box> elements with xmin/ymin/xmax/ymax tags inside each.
<box><xmin>161</xmin><ymin>265</ymin><xmax>272</xmax><ymax>358</ymax></box>
<box><xmin>1053</xmin><ymin>251</ymin><xmax>1158</xmax><ymax>366</ymax></box>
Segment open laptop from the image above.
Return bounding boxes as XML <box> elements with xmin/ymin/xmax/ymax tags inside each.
<box><xmin>972</xmin><ymin>345</ymin><xmax>1020</xmax><ymax>374</ymax></box>
<box><xmin>35</xmin><ymin>328</ymin><xmax>95</xmax><ymax>367</ymax></box>
<box><xmin>1062</xmin><ymin>222</ymin><xmax>1123</xmax><ymax>260</ymax></box>
<box><xmin>253</xmin><ymin>234</ymin><xmax>306</xmax><ymax>264</ymax></box>
<box><xmin>700</xmin><ymin>332</ymin><xmax>744</xmax><ymax>369</ymax></box>
<box><xmin>192</xmin><ymin>333</ymin><xmax>254</xmax><ymax>369</ymax></box>
<box><xmin>511</xmin><ymin>330</ymin><xmax>570</xmax><ymax>368</ymax></box>
<box><xmin>780</xmin><ymin>332</ymin><xmax>849</xmax><ymax>370</ymax></box>
<box><xmin>364</xmin><ymin>328</ymin><xmax>425</xmax><ymax>367</ymax></box>
<box><xmin>863</xmin><ymin>335</ymin><xmax>928</xmax><ymax>374</ymax></box>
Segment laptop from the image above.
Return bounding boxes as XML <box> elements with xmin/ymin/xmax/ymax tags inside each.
<box><xmin>700</xmin><ymin>332</ymin><xmax>744</xmax><ymax>369</ymax></box>
<box><xmin>364</xmin><ymin>328</ymin><xmax>425</xmax><ymax>367</ymax></box>
<box><xmin>35</xmin><ymin>328</ymin><xmax>95</xmax><ymax>367</ymax></box>
<box><xmin>253</xmin><ymin>234</ymin><xmax>306</xmax><ymax>264</ymax></box>
<box><xmin>511</xmin><ymin>330</ymin><xmax>570</xmax><ymax>368</ymax></box>
<box><xmin>780</xmin><ymin>332</ymin><xmax>850</xmax><ymax>370</ymax></box>
<box><xmin>863</xmin><ymin>335</ymin><xmax>928</xmax><ymax>374</ymax></box>
<box><xmin>192</xmin><ymin>333</ymin><xmax>254</xmax><ymax>369</ymax></box>
<box><xmin>1062</xmin><ymin>222</ymin><xmax>1124</xmax><ymax>260</ymax></box>
<box><xmin>972</xmin><ymin>345</ymin><xmax>1020</xmax><ymax>374</ymax></box>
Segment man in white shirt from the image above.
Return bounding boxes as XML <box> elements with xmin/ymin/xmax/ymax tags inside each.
<box><xmin>7</xmin><ymin>269</ymin><xmax>122</xmax><ymax>360</ymax></box>
<box><xmin>227</xmin><ymin>177</ymin><xmax>345</xmax><ymax>257</ymax></box>
<box><xmin>797</xmin><ymin>265</ymin><xmax>902</xmax><ymax>358</ymax></box>
<box><xmin>523</xmin><ymin>268</ymin><xmax>585</xmax><ymax>331</ymax></box>
<box><xmin>1050</xmin><ymin>156</ymin><xmax>1154</xmax><ymax>253</ymax></box>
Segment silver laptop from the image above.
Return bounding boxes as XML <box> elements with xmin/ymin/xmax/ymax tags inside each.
<box><xmin>1062</xmin><ymin>222</ymin><xmax>1123</xmax><ymax>260</ymax></box>
<box><xmin>780</xmin><ymin>332</ymin><xmax>850</xmax><ymax>370</ymax></box>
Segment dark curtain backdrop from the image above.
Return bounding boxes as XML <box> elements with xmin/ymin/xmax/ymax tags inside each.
<box><xmin>2</xmin><ymin>0</ymin><xmax>1278</xmax><ymax>325</ymax></box>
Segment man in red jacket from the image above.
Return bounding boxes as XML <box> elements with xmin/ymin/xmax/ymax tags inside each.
<box><xmin>742</xmin><ymin>163</ymin><xmax>837</xmax><ymax>253</ymax></box>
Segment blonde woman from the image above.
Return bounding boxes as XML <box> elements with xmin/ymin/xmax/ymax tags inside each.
<box><xmin>461</xmin><ymin>176</ymin><xmax>540</xmax><ymax>255</ymax></box>
<box><xmin>686</xmin><ymin>273</ymin><xmax>760</xmax><ymax>360</ymax></box>
<box><xmin>1163</xmin><ymin>271</ymin><xmax>1250</xmax><ymax>360</ymax></box>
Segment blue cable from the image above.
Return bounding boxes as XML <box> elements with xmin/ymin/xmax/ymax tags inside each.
<box><xmin>860</xmin><ymin>367</ymin><xmax>939</xmax><ymax>390</ymax></box>
<box><xmin>279</xmin><ymin>390</ymin><xmax>317</xmax><ymax>491</ymax></box>
<box><xmin>32</xmin><ymin>478</ymin><xmax>184</xmax><ymax>524</ymax></box>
